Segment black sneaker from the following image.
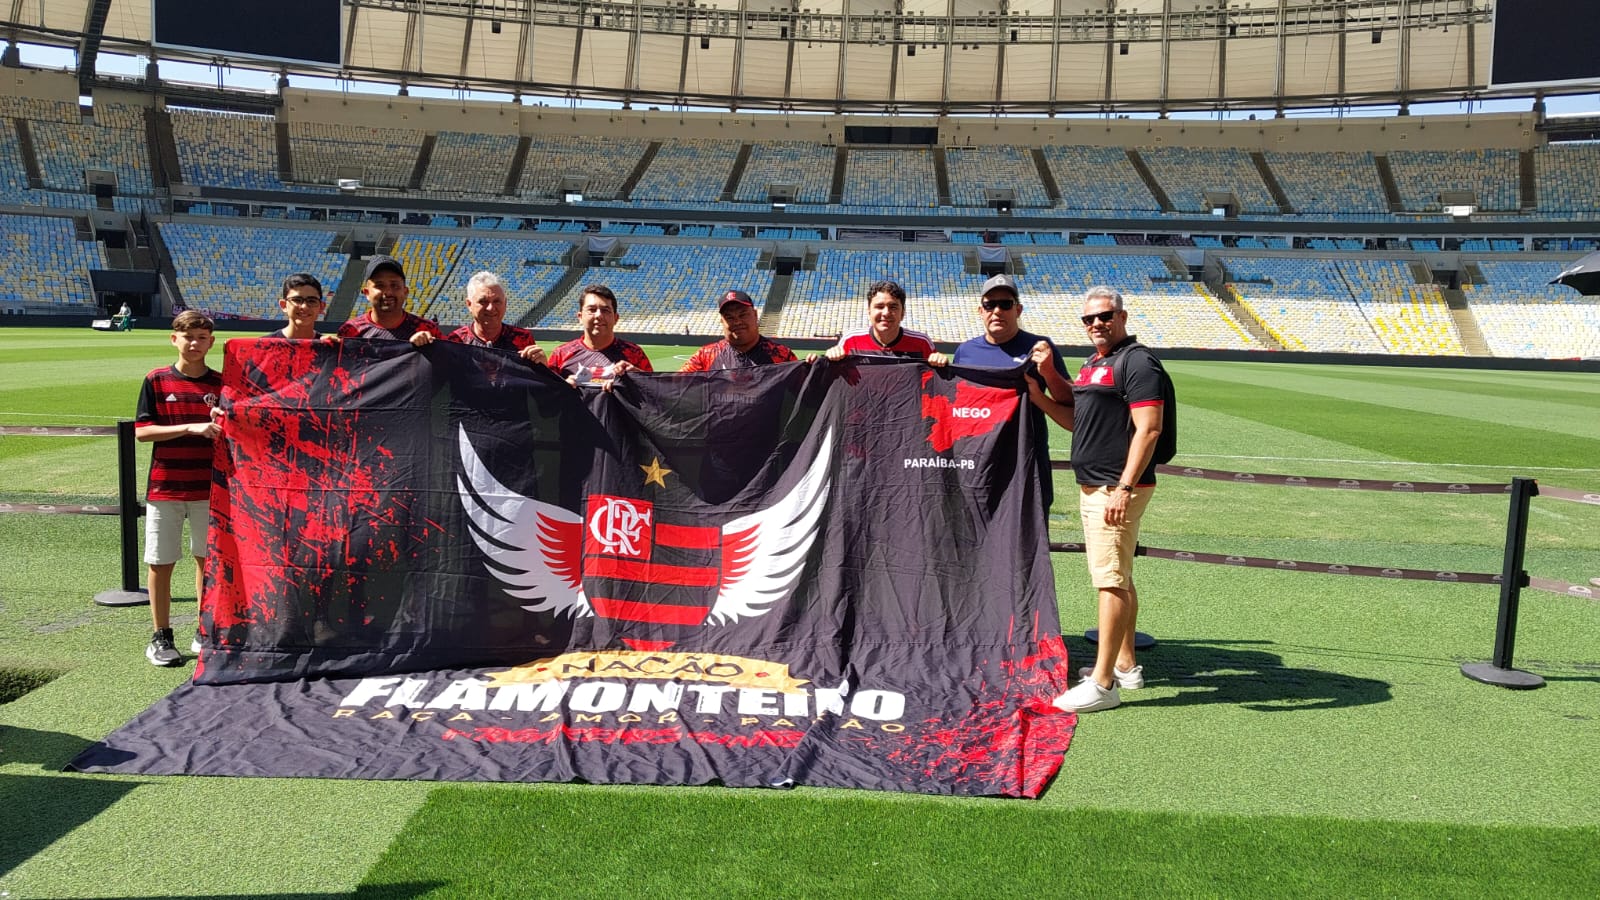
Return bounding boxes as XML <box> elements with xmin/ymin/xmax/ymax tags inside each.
<box><xmin>146</xmin><ymin>628</ymin><xmax>183</xmax><ymax>667</ymax></box>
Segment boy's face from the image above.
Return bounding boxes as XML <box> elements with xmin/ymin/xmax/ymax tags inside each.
<box><xmin>280</xmin><ymin>285</ymin><xmax>325</xmax><ymax>326</ymax></box>
<box><xmin>171</xmin><ymin>328</ymin><xmax>215</xmax><ymax>362</ymax></box>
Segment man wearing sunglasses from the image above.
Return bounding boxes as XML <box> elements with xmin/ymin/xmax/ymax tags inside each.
<box><xmin>952</xmin><ymin>273</ymin><xmax>1074</xmax><ymax>510</ymax></box>
<box><xmin>1039</xmin><ymin>286</ymin><xmax>1169</xmax><ymax>714</ymax></box>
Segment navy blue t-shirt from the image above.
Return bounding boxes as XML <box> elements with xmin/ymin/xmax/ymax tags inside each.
<box><xmin>953</xmin><ymin>329</ymin><xmax>1070</xmax><ymax>508</ymax></box>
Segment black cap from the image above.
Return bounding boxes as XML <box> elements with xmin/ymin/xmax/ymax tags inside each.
<box><xmin>718</xmin><ymin>289</ymin><xmax>755</xmax><ymax>310</ymax></box>
<box><xmin>363</xmin><ymin>255</ymin><xmax>406</xmax><ymax>283</ymax></box>
<box><xmin>980</xmin><ymin>273</ymin><xmax>1019</xmax><ymax>299</ymax></box>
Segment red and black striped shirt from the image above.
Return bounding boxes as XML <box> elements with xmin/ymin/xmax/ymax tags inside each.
<box><xmin>834</xmin><ymin>328</ymin><xmax>937</xmax><ymax>360</ymax></box>
<box><xmin>135</xmin><ymin>365</ymin><xmax>222</xmax><ymax>501</ymax></box>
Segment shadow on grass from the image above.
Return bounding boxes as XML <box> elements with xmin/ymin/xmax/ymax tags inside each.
<box><xmin>0</xmin><ymin>725</ymin><xmax>138</xmax><ymax>879</ymax></box>
<box><xmin>1077</xmin><ymin>637</ymin><xmax>1393</xmax><ymax>711</ymax></box>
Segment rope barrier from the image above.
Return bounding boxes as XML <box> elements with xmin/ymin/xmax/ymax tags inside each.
<box><xmin>0</xmin><ymin>424</ymin><xmax>118</xmax><ymax>436</ymax></box>
<box><xmin>0</xmin><ymin>421</ymin><xmax>148</xmax><ymax>604</ymax></box>
<box><xmin>1535</xmin><ymin>485</ymin><xmax>1600</xmax><ymax>506</ymax></box>
<box><xmin>1048</xmin><ymin>459</ymin><xmax>1510</xmax><ymax>494</ymax></box>
<box><xmin>1529</xmin><ymin>577</ymin><xmax>1600</xmax><ymax>600</ymax></box>
<box><xmin>0</xmin><ymin>422</ymin><xmax>122</xmax><ymax>516</ymax></box>
<box><xmin>0</xmin><ymin>502</ymin><xmax>117</xmax><ymax>515</ymax></box>
<box><xmin>1050</xmin><ymin>540</ymin><xmax>1503</xmax><ymax>584</ymax></box>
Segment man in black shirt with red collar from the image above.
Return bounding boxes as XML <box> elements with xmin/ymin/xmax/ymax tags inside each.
<box><xmin>1030</xmin><ymin>286</ymin><xmax>1168</xmax><ymax>714</ymax></box>
<box><xmin>680</xmin><ymin>290</ymin><xmax>797</xmax><ymax>371</ymax></box>
<box><xmin>442</xmin><ymin>270</ymin><xmax>546</xmax><ymax>366</ymax></box>
<box><xmin>336</xmin><ymin>256</ymin><xmax>442</xmax><ymax>346</ymax></box>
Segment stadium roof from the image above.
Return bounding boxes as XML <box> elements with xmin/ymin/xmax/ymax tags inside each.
<box><xmin>2</xmin><ymin>1</ymin><xmax>1524</xmax><ymax>114</ymax></box>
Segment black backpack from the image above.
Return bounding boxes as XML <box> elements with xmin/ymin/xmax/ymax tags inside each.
<box><xmin>1110</xmin><ymin>341</ymin><xmax>1178</xmax><ymax>465</ymax></box>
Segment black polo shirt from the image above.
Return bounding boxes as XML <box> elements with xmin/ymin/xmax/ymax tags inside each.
<box><xmin>1069</xmin><ymin>336</ymin><xmax>1165</xmax><ymax>487</ymax></box>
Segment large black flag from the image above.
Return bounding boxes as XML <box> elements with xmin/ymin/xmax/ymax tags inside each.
<box><xmin>72</xmin><ymin>340</ymin><xmax>1075</xmax><ymax>796</ymax></box>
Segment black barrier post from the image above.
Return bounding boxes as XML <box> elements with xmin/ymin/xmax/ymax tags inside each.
<box><xmin>1461</xmin><ymin>477</ymin><xmax>1543</xmax><ymax>689</ymax></box>
<box><xmin>93</xmin><ymin>419</ymin><xmax>149</xmax><ymax>607</ymax></box>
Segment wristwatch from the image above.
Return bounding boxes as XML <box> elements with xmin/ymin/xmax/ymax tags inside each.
<box><xmin>1116</xmin><ymin>483</ymin><xmax>1134</xmax><ymax>493</ymax></box>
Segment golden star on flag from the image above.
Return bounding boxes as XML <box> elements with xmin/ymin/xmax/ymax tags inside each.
<box><xmin>640</xmin><ymin>457</ymin><xmax>673</xmax><ymax>487</ymax></box>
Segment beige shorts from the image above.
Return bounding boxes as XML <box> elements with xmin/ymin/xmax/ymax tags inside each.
<box><xmin>1079</xmin><ymin>485</ymin><xmax>1154</xmax><ymax>590</ymax></box>
<box><xmin>144</xmin><ymin>499</ymin><xmax>209</xmax><ymax>566</ymax></box>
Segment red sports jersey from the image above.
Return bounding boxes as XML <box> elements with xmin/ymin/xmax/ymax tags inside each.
<box><xmin>835</xmin><ymin>328</ymin><xmax>937</xmax><ymax>359</ymax></box>
<box><xmin>135</xmin><ymin>365</ymin><xmax>222</xmax><ymax>501</ymax></box>
<box><xmin>679</xmin><ymin>336</ymin><xmax>798</xmax><ymax>372</ymax></box>
<box><xmin>444</xmin><ymin>323</ymin><xmax>538</xmax><ymax>353</ymax></box>
<box><xmin>547</xmin><ymin>338</ymin><xmax>654</xmax><ymax>382</ymax></box>
<box><xmin>337</xmin><ymin>311</ymin><xmax>443</xmax><ymax>342</ymax></box>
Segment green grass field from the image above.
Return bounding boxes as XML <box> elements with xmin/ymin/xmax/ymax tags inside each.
<box><xmin>3</xmin><ymin>327</ymin><xmax>1599</xmax><ymax>898</ymax></box>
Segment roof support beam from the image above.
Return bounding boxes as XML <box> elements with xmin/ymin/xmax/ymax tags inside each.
<box><xmin>344</xmin><ymin>4</ymin><xmax>362</xmax><ymax>70</ymax></box>
<box><xmin>514</xmin><ymin>8</ymin><xmax>531</xmax><ymax>84</ymax></box>
<box><xmin>625</xmin><ymin>0</ymin><xmax>643</xmax><ymax>103</ymax></box>
<box><xmin>940</xmin><ymin>0</ymin><xmax>954</xmax><ymax>113</ymax></box>
<box><xmin>1397</xmin><ymin>0</ymin><xmax>1411</xmax><ymax>103</ymax></box>
<box><xmin>1159</xmin><ymin>0</ymin><xmax>1171</xmax><ymax>112</ymax></box>
<box><xmin>993</xmin><ymin>6</ymin><xmax>1005</xmax><ymax>110</ymax></box>
<box><xmin>1217</xmin><ymin>1</ymin><xmax>1229</xmax><ymax>103</ymax></box>
<box><xmin>458</xmin><ymin>1</ymin><xmax>478</xmax><ymax>79</ymax></box>
<box><xmin>1274</xmin><ymin>0</ymin><xmax>1287</xmax><ymax>109</ymax></box>
<box><xmin>782</xmin><ymin>6</ymin><xmax>796</xmax><ymax>102</ymax></box>
<box><xmin>834</xmin><ymin>7</ymin><xmax>849</xmax><ymax>111</ymax></box>
<box><xmin>1047</xmin><ymin>0</ymin><xmax>1062</xmax><ymax>112</ymax></box>
<box><xmin>570</xmin><ymin>6</ymin><xmax>586</xmax><ymax>93</ymax></box>
<box><xmin>730</xmin><ymin>0</ymin><xmax>749</xmax><ymax>110</ymax></box>
<box><xmin>1103</xmin><ymin>3</ymin><xmax>1115</xmax><ymax>107</ymax></box>
<box><xmin>1337</xmin><ymin>1</ymin><xmax>1347</xmax><ymax>99</ymax></box>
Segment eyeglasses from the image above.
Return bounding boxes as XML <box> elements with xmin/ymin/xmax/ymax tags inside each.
<box><xmin>284</xmin><ymin>296</ymin><xmax>324</xmax><ymax>306</ymax></box>
<box><xmin>980</xmin><ymin>297</ymin><xmax>1017</xmax><ymax>312</ymax></box>
<box><xmin>1081</xmin><ymin>310</ymin><xmax>1119</xmax><ymax>325</ymax></box>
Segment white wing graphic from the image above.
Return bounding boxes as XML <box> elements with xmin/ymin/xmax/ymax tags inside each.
<box><xmin>455</xmin><ymin>426</ymin><xmax>591</xmax><ymax>616</ymax></box>
<box><xmin>708</xmin><ymin>428</ymin><xmax>833</xmax><ymax>625</ymax></box>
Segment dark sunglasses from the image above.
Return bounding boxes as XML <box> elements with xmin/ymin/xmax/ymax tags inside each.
<box><xmin>1081</xmin><ymin>310</ymin><xmax>1119</xmax><ymax>325</ymax></box>
<box><xmin>980</xmin><ymin>297</ymin><xmax>1017</xmax><ymax>312</ymax></box>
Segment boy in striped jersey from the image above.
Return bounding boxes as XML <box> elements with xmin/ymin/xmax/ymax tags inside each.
<box><xmin>135</xmin><ymin>310</ymin><xmax>222</xmax><ymax>666</ymax></box>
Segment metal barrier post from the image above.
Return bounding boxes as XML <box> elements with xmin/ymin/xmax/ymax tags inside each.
<box><xmin>93</xmin><ymin>419</ymin><xmax>149</xmax><ymax>607</ymax></box>
<box><xmin>1461</xmin><ymin>477</ymin><xmax>1543</xmax><ymax>689</ymax></box>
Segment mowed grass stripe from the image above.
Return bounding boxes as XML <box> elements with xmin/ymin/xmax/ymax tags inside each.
<box><xmin>1176</xmin><ymin>372</ymin><xmax>1600</xmax><ymax>470</ymax></box>
<box><xmin>355</xmin><ymin>789</ymin><xmax>1600</xmax><ymax>898</ymax></box>
<box><xmin>1172</xmin><ymin>403</ymin><xmax>1405</xmax><ymax>465</ymax></box>
<box><xmin>1181</xmin><ymin>362</ymin><xmax>1600</xmax><ymax>441</ymax></box>
<box><xmin>1295</xmin><ymin>366</ymin><xmax>1600</xmax><ymax>412</ymax></box>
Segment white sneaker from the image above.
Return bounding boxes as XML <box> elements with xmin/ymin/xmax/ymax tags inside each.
<box><xmin>1079</xmin><ymin>664</ymin><xmax>1144</xmax><ymax>690</ymax></box>
<box><xmin>1052</xmin><ymin>677</ymin><xmax>1121</xmax><ymax>713</ymax></box>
